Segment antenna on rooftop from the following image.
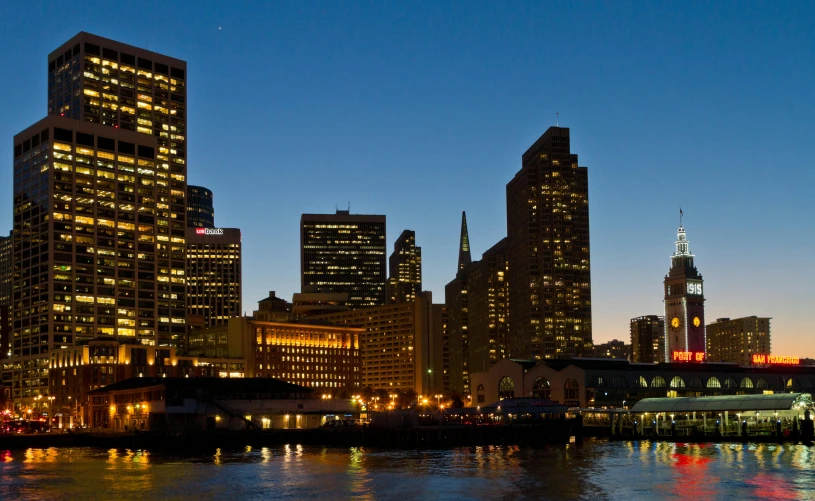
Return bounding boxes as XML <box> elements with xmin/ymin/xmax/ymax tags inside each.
<box><xmin>347</xmin><ymin>202</ymin><xmax>351</xmax><ymax>212</ymax></box>
<box><xmin>556</xmin><ymin>112</ymin><xmax>559</xmax><ymax>127</ymax></box>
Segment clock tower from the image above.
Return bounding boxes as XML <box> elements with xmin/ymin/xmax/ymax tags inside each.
<box><xmin>663</xmin><ymin>220</ymin><xmax>705</xmax><ymax>361</ymax></box>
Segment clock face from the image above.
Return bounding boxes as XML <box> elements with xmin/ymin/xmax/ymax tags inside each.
<box><xmin>670</xmin><ymin>316</ymin><xmax>683</xmax><ymax>331</ymax></box>
<box><xmin>693</xmin><ymin>316</ymin><xmax>701</xmax><ymax>328</ymax></box>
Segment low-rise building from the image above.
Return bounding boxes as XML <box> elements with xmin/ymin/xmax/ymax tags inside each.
<box><xmin>48</xmin><ymin>339</ymin><xmax>245</xmax><ymax>427</ymax></box>
<box><xmin>188</xmin><ymin>317</ymin><xmax>363</xmax><ymax>391</ymax></box>
<box><xmin>470</xmin><ymin>357</ymin><xmax>815</xmax><ymax>409</ymax></box>
<box><xmin>87</xmin><ymin>377</ymin><xmax>358</xmax><ymax>432</ymax></box>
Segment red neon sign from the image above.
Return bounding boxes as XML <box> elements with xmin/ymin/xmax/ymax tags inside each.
<box><xmin>751</xmin><ymin>354</ymin><xmax>799</xmax><ymax>365</ymax></box>
<box><xmin>672</xmin><ymin>351</ymin><xmax>706</xmax><ymax>362</ymax></box>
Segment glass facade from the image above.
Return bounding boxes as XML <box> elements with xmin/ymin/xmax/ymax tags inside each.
<box><xmin>300</xmin><ymin>211</ymin><xmax>386</xmax><ymax>308</ymax></box>
<box><xmin>186</xmin><ymin>185</ymin><xmax>214</xmax><ymax>228</ymax></box>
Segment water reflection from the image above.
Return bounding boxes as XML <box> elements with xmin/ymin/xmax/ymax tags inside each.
<box><xmin>0</xmin><ymin>441</ymin><xmax>812</xmax><ymax>500</ymax></box>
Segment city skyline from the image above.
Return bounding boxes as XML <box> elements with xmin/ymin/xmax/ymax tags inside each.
<box><xmin>0</xmin><ymin>3</ymin><xmax>813</xmax><ymax>357</ymax></box>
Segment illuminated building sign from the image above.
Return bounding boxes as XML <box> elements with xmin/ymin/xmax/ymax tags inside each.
<box><xmin>195</xmin><ymin>228</ymin><xmax>224</xmax><ymax>235</ymax></box>
<box><xmin>672</xmin><ymin>351</ymin><xmax>706</xmax><ymax>362</ymax></box>
<box><xmin>751</xmin><ymin>354</ymin><xmax>800</xmax><ymax>365</ymax></box>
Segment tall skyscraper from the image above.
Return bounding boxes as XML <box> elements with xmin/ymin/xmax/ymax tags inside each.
<box><xmin>458</xmin><ymin>211</ymin><xmax>471</xmax><ymax>271</ymax></box>
<box><xmin>446</xmin><ymin>214</ymin><xmax>474</xmax><ymax>393</ymax></box>
<box><xmin>630</xmin><ymin>315</ymin><xmax>665</xmax><ymax>363</ymax></box>
<box><xmin>663</xmin><ymin>221</ymin><xmax>705</xmax><ymax>361</ymax></box>
<box><xmin>506</xmin><ymin>127</ymin><xmax>592</xmax><ymax>360</ymax></box>
<box><xmin>0</xmin><ymin>232</ymin><xmax>11</xmax><ymax>308</ymax></box>
<box><xmin>185</xmin><ymin>227</ymin><xmax>242</xmax><ymax>331</ymax></box>
<box><xmin>7</xmin><ymin>32</ymin><xmax>188</xmax><ymax>414</ymax></box>
<box><xmin>387</xmin><ymin>229</ymin><xmax>422</xmax><ymax>304</ymax></box>
<box><xmin>0</xmin><ymin>232</ymin><xmax>11</xmax><ymax>358</ymax></box>
<box><xmin>186</xmin><ymin>185</ymin><xmax>214</xmax><ymax>228</ymax></box>
<box><xmin>300</xmin><ymin>210</ymin><xmax>386</xmax><ymax>308</ymax></box>
<box><xmin>707</xmin><ymin>316</ymin><xmax>771</xmax><ymax>366</ymax></box>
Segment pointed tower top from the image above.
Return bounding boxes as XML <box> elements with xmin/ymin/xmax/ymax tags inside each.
<box><xmin>458</xmin><ymin>211</ymin><xmax>471</xmax><ymax>271</ymax></box>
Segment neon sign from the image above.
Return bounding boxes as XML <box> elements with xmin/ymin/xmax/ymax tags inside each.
<box><xmin>672</xmin><ymin>351</ymin><xmax>706</xmax><ymax>362</ymax></box>
<box><xmin>751</xmin><ymin>354</ymin><xmax>799</xmax><ymax>365</ymax></box>
<box><xmin>195</xmin><ymin>228</ymin><xmax>224</xmax><ymax>235</ymax></box>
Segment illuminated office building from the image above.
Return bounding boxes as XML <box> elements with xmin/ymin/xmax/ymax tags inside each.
<box><xmin>387</xmin><ymin>229</ymin><xmax>422</xmax><ymax>304</ymax></box>
<box><xmin>185</xmin><ymin>227</ymin><xmax>242</xmax><ymax>330</ymax></box>
<box><xmin>506</xmin><ymin>126</ymin><xmax>592</xmax><ymax>360</ymax></box>
<box><xmin>300</xmin><ymin>210</ymin><xmax>386</xmax><ymax>308</ymax></box>
<box><xmin>188</xmin><ymin>317</ymin><xmax>362</xmax><ymax>389</ymax></box>
<box><xmin>312</xmin><ymin>292</ymin><xmax>444</xmax><ymax>394</ymax></box>
<box><xmin>707</xmin><ymin>317</ymin><xmax>771</xmax><ymax>366</ymax></box>
<box><xmin>0</xmin><ymin>232</ymin><xmax>11</xmax><ymax>359</ymax></box>
<box><xmin>7</xmin><ymin>32</ymin><xmax>188</xmax><ymax>414</ymax></box>
<box><xmin>187</xmin><ymin>185</ymin><xmax>214</xmax><ymax>228</ymax></box>
<box><xmin>630</xmin><ymin>315</ymin><xmax>665</xmax><ymax>363</ymax></box>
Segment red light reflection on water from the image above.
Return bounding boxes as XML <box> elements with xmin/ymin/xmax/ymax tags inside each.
<box><xmin>0</xmin><ymin>450</ymin><xmax>11</xmax><ymax>462</ymax></box>
<box><xmin>745</xmin><ymin>473</ymin><xmax>798</xmax><ymax>500</ymax></box>
<box><xmin>658</xmin><ymin>444</ymin><xmax>717</xmax><ymax>500</ymax></box>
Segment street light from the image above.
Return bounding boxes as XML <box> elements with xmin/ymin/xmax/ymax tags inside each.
<box><xmin>622</xmin><ymin>400</ymin><xmax>626</xmax><ymax>410</ymax></box>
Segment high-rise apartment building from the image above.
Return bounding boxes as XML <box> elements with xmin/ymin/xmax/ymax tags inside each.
<box><xmin>663</xmin><ymin>222</ymin><xmax>705</xmax><ymax>361</ymax></box>
<box><xmin>7</xmin><ymin>32</ymin><xmax>188</xmax><ymax>415</ymax></box>
<box><xmin>466</xmin><ymin>238</ymin><xmax>509</xmax><ymax>375</ymax></box>
<box><xmin>387</xmin><ymin>230</ymin><xmax>422</xmax><ymax>304</ymax></box>
<box><xmin>506</xmin><ymin>127</ymin><xmax>592</xmax><ymax>360</ymax></box>
<box><xmin>185</xmin><ymin>227</ymin><xmax>242</xmax><ymax>331</ymax></box>
<box><xmin>300</xmin><ymin>210</ymin><xmax>386</xmax><ymax>308</ymax></box>
<box><xmin>707</xmin><ymin>317</ymin><xmax>771</xmax><ymax>366</ymax></box>
<box><xmin>447</xmin><ymin>236</ymin><xmax>510</xmax><ymax>394</ymax></box>
<box><xmin>186</xmin><ymin>185</ymin><xmax>214</xmax><ymax>228</ymax></box>
<box><xmin>630</xmin><ymin>315</ymin><xmax>665</xmax><ymax>363</ymax></box>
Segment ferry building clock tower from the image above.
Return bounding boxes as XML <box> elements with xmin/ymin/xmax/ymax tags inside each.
<box><xmin>663</xmin><ymin>215</ymin><xmax>705</xmax><ymax>361</ymax></box>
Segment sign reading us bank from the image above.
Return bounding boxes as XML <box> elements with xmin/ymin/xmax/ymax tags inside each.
<box><xmin>195</xmin><ymin>228</ymin><xmax>224</xmax><ymax>236</ymax></box>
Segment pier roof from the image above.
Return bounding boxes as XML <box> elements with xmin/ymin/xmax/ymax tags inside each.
<box><xmin>630</xmin><ymin>393</ymin><xmax>812</xmax><ymax>413</ymax></box>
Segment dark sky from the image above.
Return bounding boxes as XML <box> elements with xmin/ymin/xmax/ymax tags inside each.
<box><xmin>1</xmin><ymin>1</ymin><xmax>813</xmax><ymax>355</ymax></box>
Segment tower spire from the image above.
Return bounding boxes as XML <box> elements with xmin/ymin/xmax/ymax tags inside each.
<box><xmin>458</xmin><ymin>211</ymin><xmax>471</xmax><ymax>271</ymax></box>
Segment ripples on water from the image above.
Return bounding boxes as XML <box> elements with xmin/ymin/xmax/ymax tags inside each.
<box><xmin>0</xmin><ymin>440</ymin><xmax>813</xmax><ymax>500</ymax></box>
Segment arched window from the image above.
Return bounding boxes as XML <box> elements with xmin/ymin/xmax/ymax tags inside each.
<box><xmin>756</xmin><ymin>377</ymin><xmax>769</xmax><ymax>389</ymax></box>
<box><xmin>498</xmin><ymin>377</ymin><xmax>515</xmax><ymax>400</ymax></box>
<box><xmin>564</xmin><ymin>378</ymin><xmax>580</xmax><ymax>401</ymax></box>
<box><xmin>638</xmin><ymin>376</ymin><xmax>648</xmax><ymax>388</ymax></box>
<box><xmin>724</xmin><ymin>377</ymin><xmax>738</xmax><ymax>389</ymax></box>
<box><xmin>805</xmin><ymin>378</ymin><xmax>815</xmax><ymax>390</ymax></box>
<box><xmin>689</xmin><ymin>377</ymin><xmax>704</xmax><ymax>389</ymax></box>
<box><xmin>651</xmin><ymin>376</ymin><xmax>667</xmax><ymax>388</ymax></box>
<box><xmin>593</xmin><ymin>375</ymin><xmax>607</xmax><ymax>388</ymax></box>
<box><xmin>612</xmin><ymin>376</ymin><xmax>628</xmax><ymax>389</ymax></box>
<box><xmin>787</xmin><ymin>378</ymin><xmax>800</xmax><ymax>391</ymax></box>
<box><xmin>532</xmin><ymin>378</ymin><xmax>551</xmax><ymax>400</ymax></box>
<box><xmin>670</xmin><ymin>376</ymin><xmax>686</xmax><ymax>389</ymax></box>
<box><xmin>706</xmin><ymin>377</ymin><xmax>721</xmax><ymax>389</ymax></box>
<box><xmin>476</xmin><ymin>384</ymin><xmax>485</xmax><ymax>404</ymax></box>
<box><xmin>740</xmin><ymin>377</ymin><xmax>754</xmax><ymax>389</ymax></box>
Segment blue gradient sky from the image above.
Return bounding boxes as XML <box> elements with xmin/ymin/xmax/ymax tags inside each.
<box><xmin>1</xmin><ymin>2</ymin><xmax>813</xmax><ymax>356</ymax></box>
